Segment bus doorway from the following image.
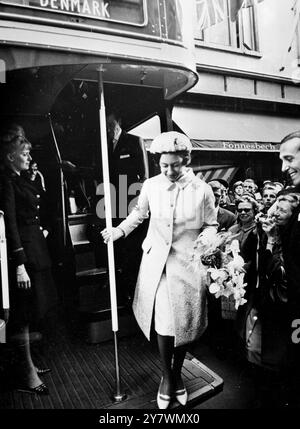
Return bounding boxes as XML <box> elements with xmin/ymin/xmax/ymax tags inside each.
<box><xmin>0</xmin><ymin>60</ymin><xmax>223</xmax><ymax>409</ymax></box>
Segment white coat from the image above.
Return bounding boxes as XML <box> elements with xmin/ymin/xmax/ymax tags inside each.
<box><xmin>119</xmin><ymin>168</ymin><xmax>218</xmax><ymax>346</ymax></box>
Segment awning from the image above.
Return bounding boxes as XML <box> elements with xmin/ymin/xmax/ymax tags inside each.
<box><xmin>193</xmin><ymin>164</ymin><xmax>239</xmax><ymax>183</ymax></box>
<box><xmin>173</xmin><ymin>106</ymin><xmax>300</xmax><ymax>143</ymax></box>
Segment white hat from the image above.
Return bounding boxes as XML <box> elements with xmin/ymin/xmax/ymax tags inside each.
<box><xmin>149</xmin><ymin>131</ymin><xmax>192</xmax><ymax>154</ymax></box>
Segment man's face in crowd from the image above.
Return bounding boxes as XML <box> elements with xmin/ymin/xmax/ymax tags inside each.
<box><xmin>280</xmin><ymin>137</ymin><xmax>300</xmax><ymax>187</ymax></box>
<box><xmin>106</xmin><ymin>113</ymin><xmax>121</xmax><ymax>143</ymax></box>
<box><xmin>212</xmin><ymin>188</ymin><xmax>222</xmax><ymax>207</ymax></box>
<box><xmin>219</xmin><ymin>184</ymin><xmax>228</xmax><ymax>206</ymax></box>
<box><xmin>235</xmin><ymin>184</ymin><xmax>244</xmax><ymax>196</ymax></box>
<box><xmin>262</xmin><ymin>190</ymin><xmax>277</xmax><ymax>209</ymax></box>
<box><xmin>243</xmin><ymin>181</ymin><xmax>255</xmax><ymax>194</ymax></box>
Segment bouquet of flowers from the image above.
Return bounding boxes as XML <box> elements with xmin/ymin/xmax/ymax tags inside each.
<box><xmin>190</xmin><ymin>228</ymin><xmax>247</xmax><ymax>310</ymax></box>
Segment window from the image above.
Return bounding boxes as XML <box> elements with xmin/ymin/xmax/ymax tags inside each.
<box><xmin>194</xmin><ymin>0</ymin><xmax>259</xmax><ymax>52</ymax></box>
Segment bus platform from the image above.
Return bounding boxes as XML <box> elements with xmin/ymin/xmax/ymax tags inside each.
<box><xmin>0</xmin><ymin>324</ymin><xmax>223</xmax><ymax>410</ymax></box>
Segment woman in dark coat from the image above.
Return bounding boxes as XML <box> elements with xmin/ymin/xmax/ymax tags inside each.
<box><xmin>232</xmin><ymin>196</ymin><xmax>292</xmax><ymax>407</ymax></box>
<box><xmin>0</xmin><ymin>124</ymin><xmax>57</xmax><ymax>395</ymax></box>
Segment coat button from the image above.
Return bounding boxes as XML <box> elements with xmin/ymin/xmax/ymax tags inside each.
<box><xmin>40</xmin><ymin>226</ymin><xmax>43</xmax><ymax>231</ymax></box>
<box><xmin>37</xmin><ymin>205</ymin><xmax>40</xmax><ymax>209</ymax></box>
<box><xmin>253</xmin><ymin>316</ymin><xmax>258</xmax><ymax>321</ymax></box>
<box><xmin>36</xmin><ymin>194</ymin><xmax>40</xmax><ymax>198</ymax></box>
<box><xmin>248</xmin><ymin>329</ymin><xmax>252</xmax><ymax>334</ymax></box>
<box><xmin>35</xmin><ymin>216</ymin><xmax>39</xmax><ymax>220</ymax></box>
<box><xmin>166</xmin><ymin>242</ymin><xmax>169</xmax><ymax>246</ymax></box>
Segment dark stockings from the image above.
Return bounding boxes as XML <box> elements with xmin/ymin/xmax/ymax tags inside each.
<box><xmin>13</xmin><ymin>325</ymin><xmax>42</xmax><ymax>388</ymax></box>
<box><xmin>157</xmin><ymin>334</ymin><xmax>187</xmax><ymax>395</ymax></box>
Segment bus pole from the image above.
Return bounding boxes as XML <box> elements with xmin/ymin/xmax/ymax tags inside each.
<box><xmin>0</xmin><ymin>211</ymin><xmax>9</xmax><ymax>343</ymax></box>
<box><xmin>97</xmin><ymin>66</ymin><xmax>126</xmax><ymax>403</ymax></box>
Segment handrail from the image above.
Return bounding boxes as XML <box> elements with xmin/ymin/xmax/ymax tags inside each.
<box><xmin>0</xmin><ymin>210</ymin><xmax>9</xmax><ymax>341</ymax></box>
<box><xmin>48</xmin><ymin>114</ymin><xmax>67</xmax><ymax>248</ymax></box>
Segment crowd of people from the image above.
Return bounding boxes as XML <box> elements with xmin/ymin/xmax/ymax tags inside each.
<box><xmin>1</xmin><ymin>122</ymin><xmax>300</xmax><ymax>409</ymax></box>
<box><xmin>102</xmin><ymin>130</ymin><xmax>300</xmax><ymax>409</ymax></box>
<box><xmin>206</xmin><ymin>174</ymin><xmax>299</xmax><ymax>407</ymax></box>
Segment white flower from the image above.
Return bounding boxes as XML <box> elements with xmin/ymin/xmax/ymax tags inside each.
<box><xmin>208</xmin><ymin>267</ymin><xmax>227</xmax><ymax>281</ymax></box>
<box><xmin>235</xmin><ymin>297</ymin><xmax>247</xmax><ymax>309</ymax></box>
<box><xmin>209</xmin><ymin>283</ymin><xmax>220</xmax><ymax>294</ymax></box>
<box><xmin>227</xmin><ymin>255</ymin><xmax>245</xmax><ymax>272</ymax></box>
<box><xmin>192</xmin><ymin>230</ymin><xmax>247</xmax><ymax>309</ymax></box>
<box><xmin>229</xmin><ymin>239</ymin><xmax>240</xmax><ymax>254</ymax></box>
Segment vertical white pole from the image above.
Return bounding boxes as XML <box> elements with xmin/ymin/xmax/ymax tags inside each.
<box><xmin>97</xmin><ymin>68</ymin><xmax>118</xmax><ymax>332</ymax></box>
<box><xmin>0</xmin><ymin>211</ymin><xmax>9</xmax><ymax>317</ymax></box>
<box><xmin>97</xmin><ymin>67</ymin><xmax>126</xmax><ymax>402</ymax></box>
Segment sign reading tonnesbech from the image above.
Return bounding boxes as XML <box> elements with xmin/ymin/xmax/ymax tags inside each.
<box><xmin>222</xmin><ymin>141</ymin><xmax>280</xmax><ymax>152</ymax></box>
<box><xmin>0</xmin><ymin>0</ymin><xmax>146</xmax><ymax>26</ymax></box>
<box><xmin>192</xmin><ymin>140</ymin><xmax>280</xmax><ymax>152</ymax></box>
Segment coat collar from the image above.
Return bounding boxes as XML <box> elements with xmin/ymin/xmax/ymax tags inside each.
<box><xmin>234</xmin><ymin>221</ymin><xmax>257</xmax><ymax>234</ymax></box>
<box><xmin>159</xmin><ymin>167</ymin><xmax>196</xmax><ymax>191</ymax></box>
<box><xmin>3</xmin><ymin>167</ymin><xmax>19</xmax><ymax>178</ymax></box>
<box><xmin>2</xmin><ymin>167</ymin><xmax>39</xmax><ymax>192</ymax></box>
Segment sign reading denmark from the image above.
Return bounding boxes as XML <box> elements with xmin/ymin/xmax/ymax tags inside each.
<box><xmin>40</xmin><ymin>0</ymin><xmax>110</xmax><ymax>18</ymax></box>
<box><xmin>0</xmin><ymin>0</ymin><xmax>146</xmax><ymax>25</ymax></box>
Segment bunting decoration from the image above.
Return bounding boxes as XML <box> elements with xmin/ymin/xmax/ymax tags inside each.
<box><xmin>196</xmin><ymin>0</ymin><xmax>263</xmax><ymax>31</ymax></box>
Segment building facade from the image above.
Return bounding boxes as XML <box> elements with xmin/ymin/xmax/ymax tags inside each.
<box><xmin>173</xmin><ymin>0</ymin><xmax>300</xmax><ymax>185</ymax></box>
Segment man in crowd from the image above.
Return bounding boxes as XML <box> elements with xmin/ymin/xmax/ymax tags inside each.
<box><xmin>208</xmin><ymin>180</ymin><xmax>236</xmax><ymax>231</ymax></box>
<box><xmin>243</xmin><ymin>178</ymin><xmax>256</xmax><ymax>196</ymax></box>
<box><xmin>279</xmin><ymin>131</ymin><xmax>300</xmax><ymax>407</ymax></box>
<box><xmin>231</xmin><ymin>180</ymin><xmax>244</xmax><ymax>203</ymax></box>
<box><xmin>105</xmin><ymin>109</ymin><xmax>148</xmax><ymax>301</ymax></box>
<box><xmin>106</xmin><ymin>109</ymin><xmax>147</xmax><ymax>196</ymax></box>
<box><xmin>261</xmin><ymin>186</ymin><xmax>277</xmax><ymax>214</ymax></box>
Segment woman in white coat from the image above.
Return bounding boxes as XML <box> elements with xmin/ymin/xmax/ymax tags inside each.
<box><xmin>101</xmin><ymin>132</ymin><xmax>217</xmax><ymax>408</ymax></box>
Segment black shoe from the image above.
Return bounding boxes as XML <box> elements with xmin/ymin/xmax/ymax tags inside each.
<box><xmin>36</xmin><ymin>367</ymin><xmax>51</xmax><ymax>375</ymax></box>
<box><xmin>17</xmin><ymin>382</ymin><xmax>49</xmax><ymax>395</ymax></box>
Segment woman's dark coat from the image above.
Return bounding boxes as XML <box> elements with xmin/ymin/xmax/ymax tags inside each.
<box><xmin>0</xmin><ymin>168</ymin><xmax>57</xmax><ymax>326</ymax></box>
<box><xmin>231</xmin><ymin>222</ymin><xmax>288</xmax><ymax>370</ymax></box>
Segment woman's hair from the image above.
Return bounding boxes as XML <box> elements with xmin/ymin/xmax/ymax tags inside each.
<box><xmin>232</xmin><ymin>181</ymin><xmax>244</xmax><ymax>192</ymax></box>
<box><xmin>0</xmin><ymin>124</ymin><xmax>31</xmax><ymax>165</ymax></box>
<box><xmin>277</xmin><ymin>191</ymin><xmax>300</xmax><ymax>208</ymax></box>
<box><xmin>152</xmin><ymin>150</ymin><xmax>191</xmax><ymax>167</ymax></box>
<box><xmin>235</xmin><ymin>194</ymin><xmax>259</xmax><ymax>213</ymax></box>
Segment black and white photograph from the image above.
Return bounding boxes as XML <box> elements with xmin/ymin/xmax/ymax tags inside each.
<box><xmin>1</xmin><ymin>0</ymin><xmax>300</xmax><ymax>416</ymax></box>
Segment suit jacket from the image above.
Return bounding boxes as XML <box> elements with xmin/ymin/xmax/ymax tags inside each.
<box><xmin>280</xmin><ymin>202</ymin><xmax>300</xmax><ymax>307</ymax></box>
<box><xmin>109</xmin><ymin>131</ymin><xmax>146</xmax><ymax>189</ymax></box>
<box><xmin>217</xmin><ymin>206</ymin><xmax>236</xmax><ymax>231</ymax></box>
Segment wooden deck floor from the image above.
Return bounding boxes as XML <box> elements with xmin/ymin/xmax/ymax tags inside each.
<box><xmin>0</xmin><ymin>316</ymin><xmax>223</xmax><ymax>410</ymax></box>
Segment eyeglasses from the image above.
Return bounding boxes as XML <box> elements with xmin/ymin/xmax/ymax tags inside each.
<box><xmin>237</xmin><ymin>208</ymin><xmax>252</xmax><ymax>213</ymax></box>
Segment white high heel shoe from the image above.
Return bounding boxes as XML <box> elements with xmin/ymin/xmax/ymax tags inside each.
<box><xmin>157</xmin><ymin>379</ymin><xmax>171</xmax><ymax>409</ymax></box>
<box><xmin>175</xmin><ymin>386</ymin><xmax>188</xmax><ymax>406</ymax></box>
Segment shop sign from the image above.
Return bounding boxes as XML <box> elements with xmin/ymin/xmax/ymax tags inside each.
<box><xmin>221</xmin><ymin>141</ymin><xmax>280</xmax><ymax>152</ymax></box>
<box><xmin>0</xmin><ymin>0</ymin><xmax>147</xmax><ymax>26</ymax></box>
<box><xmin>192</xmin><ymin>140</ymin><xmax>280</xmax><ymax>152</ymax></box>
